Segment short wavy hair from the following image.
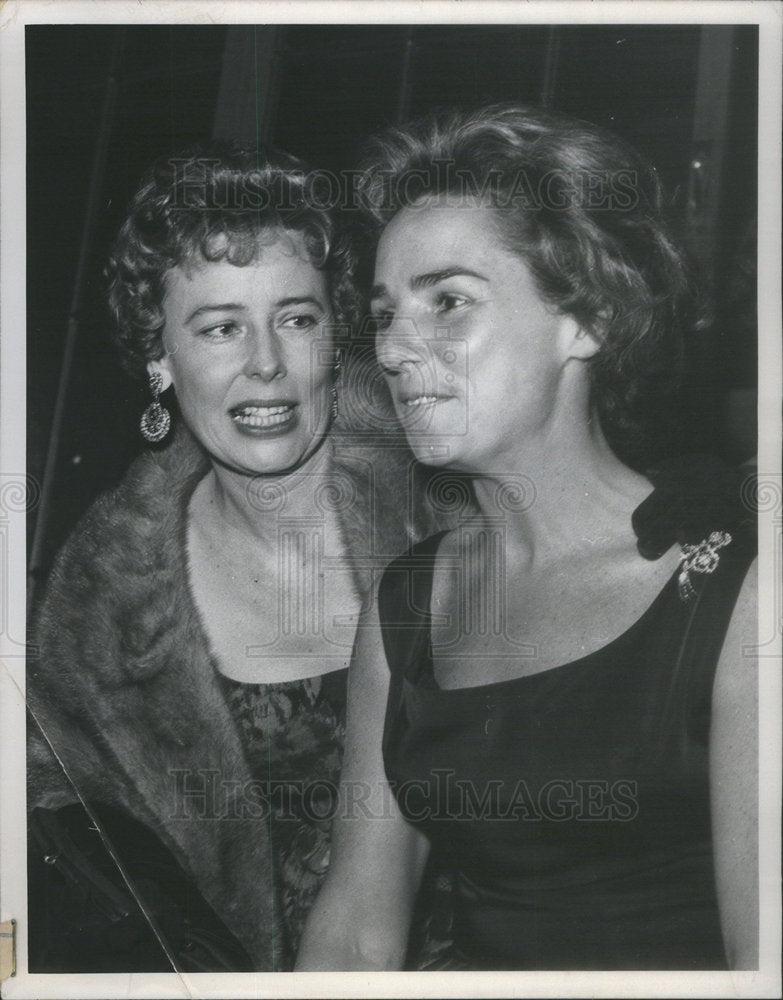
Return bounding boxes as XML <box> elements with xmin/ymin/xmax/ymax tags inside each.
<box><xmin>107</xmin><ymin>141</ymin><xmax>358</xmax><ymax>378</ymax></box>
<box><xmin>357</xmin><ymin>104</ymin><xmax>704</xmax><ymax>466</ymax></box>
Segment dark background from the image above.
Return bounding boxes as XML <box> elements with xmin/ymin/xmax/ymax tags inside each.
<box><xmin>26</xmin><ymin>24</ymin><xmax>758</xmax><ymax>596</ymax></box>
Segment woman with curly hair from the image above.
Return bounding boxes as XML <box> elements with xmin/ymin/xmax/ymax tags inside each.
<box><xmin>298</xmin><ymin>106</ymin><xmax>757</xmax><ymax>971</ymax></box>
<box><xmin>26</xmin><ymin>142</ymin><xmax>433</xmax><ymax>972</ymax></box>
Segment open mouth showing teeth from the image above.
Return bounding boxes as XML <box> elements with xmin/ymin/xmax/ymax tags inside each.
<box><xmin>231</xmin><ymin>404</ymin><xmax>295</xmax><ymax>427</ymax></box>
<box><xmin>403</xmin><ymin>395</ymin><xmax>450</xmax><ymax>408</ymax></box>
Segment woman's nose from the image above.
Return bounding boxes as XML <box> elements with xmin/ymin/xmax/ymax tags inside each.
<box><xmin>243</xmin><ymin>330</ymin><xmax>286</xmax><ymax>381</ymax></box>
<box><xmin>376</xmin><ymin>316</ymin><xmax>432</xmax><ymax>376</ymax></box>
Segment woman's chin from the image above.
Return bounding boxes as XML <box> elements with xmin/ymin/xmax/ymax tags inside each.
<box><xmin>408</xmin><ymin>438</ymin><xmax>464</xmax><ymax>468</ymax></box>
<box><xmin>206</xmin><ymin>437</ymin><xmax>317</xmax><ymax>479</ymax></box>
<box><xmin>189</xmin><ymin>414</ymin><xmax>332</xmax><ymax>479</ymax></box>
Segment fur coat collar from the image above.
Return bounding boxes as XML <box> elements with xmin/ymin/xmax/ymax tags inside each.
<box><xmin>27</xmin><ymin>420</ymin><xmax>442</xmax><ymax>969</ymax></box>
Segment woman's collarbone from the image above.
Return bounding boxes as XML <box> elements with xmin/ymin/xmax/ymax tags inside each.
<box><xmin>430</xmin><ymin>545</ymin><xmax>680</xmax><ymax>687</ymax></box>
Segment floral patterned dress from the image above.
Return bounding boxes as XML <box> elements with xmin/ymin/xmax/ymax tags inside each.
<box><xmin>219</xmin><ymin>668</ymin><xmax>347</xmax><ymax>960</ymax></box>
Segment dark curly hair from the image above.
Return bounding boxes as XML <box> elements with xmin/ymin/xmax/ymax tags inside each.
<box><xmin>357</xmin><ymin>104</ymin><xmax>705</xmax><ymax>466</ymax></box>
<box><xmin>107</xmin><ymin>141</ymin><xmax>358</xmax><ymax>378</ymax></box>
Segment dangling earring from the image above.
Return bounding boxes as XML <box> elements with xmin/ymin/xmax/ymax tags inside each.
<box><xmin>140</xmin><ymin>370</ymin><xmax>171</xmax><ymax>442</ymax></box>
<box><xmin>331</xmin><ymin>350</ymin><xmax>343</xmax><ymax>421</ymax></box>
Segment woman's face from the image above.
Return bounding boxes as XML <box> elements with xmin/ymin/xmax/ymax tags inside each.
<box><xmin>153</xmin><ymin>231</ymin><xmax>334</xmax><ymax>476</ymax></box>
<box><xmin>371</xmin><ymin>197</ymin><xmax>586</xmax><ymax>471</ymax></box>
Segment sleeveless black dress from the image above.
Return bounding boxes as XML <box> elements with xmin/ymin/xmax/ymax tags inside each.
<box><xmin>378</xmin><ymin>463</ymin><xmax>755</xmax><ymax>970</ymax></box>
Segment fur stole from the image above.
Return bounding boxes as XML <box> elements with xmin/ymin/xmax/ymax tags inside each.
<box><xmin>27</xmin><ymin>412</ymin><xmax>444</xmax><ymax>969</ymax></box>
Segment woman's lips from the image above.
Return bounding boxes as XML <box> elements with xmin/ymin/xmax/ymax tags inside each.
<box><xmin>400</xmin><ymin>394</ymin><xmax>454</xmax><ymax>409</ymax></box>
<box><xmin>229</xmin><ymin>401</ymin><xmax>299</xmax><ymax>435</ymax></box>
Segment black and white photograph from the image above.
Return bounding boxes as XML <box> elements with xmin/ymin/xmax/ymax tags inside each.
<box><xmin>0</xmin><ymin>2</ymin><xmax>780</xmax><ymax>997</ymax></box>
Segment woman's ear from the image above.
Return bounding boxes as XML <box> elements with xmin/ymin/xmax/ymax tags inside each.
<box><xmin>557</xmin><ymin>313</ymin><xmax>601</xmax><ymax>363</ymax></box>
<box><xmin>147</xmin><ymin>358</ymin><xmax>173</xmax><ymax>391</ymax></box>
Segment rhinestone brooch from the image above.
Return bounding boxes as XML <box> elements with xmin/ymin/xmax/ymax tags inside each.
<box><xmin>678</xmin><ymin>530</ymin><xmax>733</xmax><ymax>602</ymax></box>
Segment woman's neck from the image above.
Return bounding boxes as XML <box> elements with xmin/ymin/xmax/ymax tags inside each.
<box><xmin>470</xmin><ymin>401</ymin><xmax>652</xmax><ymax>568</ymax></box>
<box><xmin>200</xmin><ymin>436</ymin><xmax>335</xmax><ymax>549</ymax></box>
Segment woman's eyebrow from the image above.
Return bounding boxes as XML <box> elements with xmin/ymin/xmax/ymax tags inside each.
<box><xmin>411</xmin><ymin>267</ymin><xmax>489</xmax><ymax>289</ymax></box>
<box><xmin>370</xmin><ymin>268</ymin><xmax>488</xmax><ymax>304</ymax></box>
<box><xmin>184</xmin><ymin>297</ymin><xmax>324</xmax><ymax>324</ymax></box>
<box><xmin>274</xmin><ymin>295</ymin><xmax>325</xmax><ymax>310</ymax></box>
<box><xmin>184</xmin><ymin>302</ymin><xmax>246</xmax><ymax>324</ymax></box>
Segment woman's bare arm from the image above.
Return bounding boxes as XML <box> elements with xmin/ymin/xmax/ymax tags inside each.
<box><xmin>296</xmin><ymin>587</ymin><xmax>431</xmax><ymax>970</ymax></box>
<box><xmin>710</xmin><ymin>558</ymin><xmax>759</xmax><ymax>969</ymax></box>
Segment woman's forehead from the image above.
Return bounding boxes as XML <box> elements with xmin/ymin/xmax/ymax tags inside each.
<box><xmin>163</xmin><ymin>240</ymin><xmax>328</xmax><ymax>307</ymax></box>
<box><xmin>375</xmin><ymin>200</ymin><xmax>511</xmax><ymax>278</ymax></box>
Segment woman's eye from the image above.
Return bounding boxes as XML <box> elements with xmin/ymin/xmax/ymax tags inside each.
<box><xmin>279</xmin><ymin>313</ymin><xmax>321</xmax><ymax>331</ymax></box>
<box><xmin>200</xmin><ymin>321</ymin><xmax>239</xmax><ymax>340</ymax></box>
<box><xmin>435</xmin><ymin>292</ymin><xmax>470</xmax><ymax>314</ymax></box>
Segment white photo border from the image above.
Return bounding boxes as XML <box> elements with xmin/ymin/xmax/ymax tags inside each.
<box><xmin>1</xmin><ymin>2</ymin><xmax>780</xmax><ymax>997</ymax></box>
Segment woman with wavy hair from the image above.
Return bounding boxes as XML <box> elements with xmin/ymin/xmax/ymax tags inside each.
<box><xmin>27</xmin><ymin>142</ymin><xmax>434</xmax><ymax>972</ymax></box>
<box><xmin>298</xmin><ymin>105</ymin><xmax>757</xmax><ymax>971</ymax></box>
